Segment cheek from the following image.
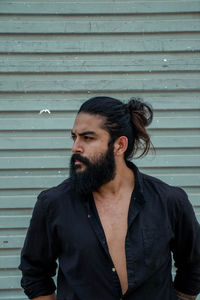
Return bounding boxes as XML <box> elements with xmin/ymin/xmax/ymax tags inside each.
<box><xmin>84</xmin><ymin>151</ymin><xmax>100</xmax><ymax>164</ymax></box>
<box><xmin>86</xmin><ymin>141</ymin><xmax>107</xmax><ymax>154</ymax></box>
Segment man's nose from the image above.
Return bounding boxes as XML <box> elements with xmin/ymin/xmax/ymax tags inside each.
<box><xmin>72</xmin><ymin>139</ymin><xmax>83</xmax><ymax>154</ymax></box>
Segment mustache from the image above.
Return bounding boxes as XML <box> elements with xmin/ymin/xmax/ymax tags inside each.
<box><xmin>71</xmin><ymin>154</ymin><xmax>90</xmax><ymax>166</ymax></box>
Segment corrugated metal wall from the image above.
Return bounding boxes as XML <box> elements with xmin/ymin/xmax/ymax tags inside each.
<box><xmin>0</xmin><ymin>1</ymin><xmax>200</xmax><ymax>298</ymax></box>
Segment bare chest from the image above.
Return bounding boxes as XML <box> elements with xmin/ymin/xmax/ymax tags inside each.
<box><xmin>95</xmin><ymin>201</ymin><xmax>129</xmax><ymax>242</ymax></box>
<box><xmin>94</xmin><ymin>197</ymin><xmax>131</xmax><ymax>294</ymax></box>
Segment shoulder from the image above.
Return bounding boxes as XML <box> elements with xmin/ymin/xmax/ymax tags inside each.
<box><xmin>141</xmin><ymin>172</ymin><xmax>195</xmax><ymax>222</ymax></box>
<box><xmin>38</xmin><ymin>178</ymin><xmax>71</xmax><ymax>199</ymax></box>
<box><xmin>141</xmin><ymin>172</ymin><xmax>190</xmax><ymax>209</ymax></box>
<box><xmin>142</xmin><ymin>172</ymin><xmax>186</xmax><ymax>197</ymax></box>
<box><xmin>140</xmin><ymin>172</ymin><xmax>198</xmax><ymax>232</ymax></box>
<box><xmin>131</xmin><ymin>161</ymin><xmax>189</xmax><ymax>207</ymax></box>
<box><xmin>35</xmin><ymin>178</ymin><xmax>74</xmax><ymax>213</ymax></box>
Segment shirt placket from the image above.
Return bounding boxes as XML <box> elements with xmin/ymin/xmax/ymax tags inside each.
<box><xmin>123</xmin><ymin>186</ymin><xmax>145</xmax><ymax>298</ymax></box>
<box><xmin>85</xmin><ymin>196</ymin><xmax>123</xmax><ymax>298</ymax></box>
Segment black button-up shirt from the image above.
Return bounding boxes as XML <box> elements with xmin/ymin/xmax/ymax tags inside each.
<box><xmin>19</xmin><ymin>162</ymin><xmax>200</xmax><ymax>299</ymax></box>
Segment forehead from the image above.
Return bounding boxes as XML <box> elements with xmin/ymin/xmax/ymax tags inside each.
<box><xmin>72</xmin><ymin>112</ymin><xmax>107</xmax><ymax>134</ymax></box>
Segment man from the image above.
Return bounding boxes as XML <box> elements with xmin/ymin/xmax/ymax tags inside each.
<box><xmin>19</xmin><ymin>96</ymin><xmax>200</xmax><ymax>299</ymax></box>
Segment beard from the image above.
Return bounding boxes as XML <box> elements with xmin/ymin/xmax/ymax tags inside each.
<box><xmin>69</xmin><ymin>143</ymin><xmax>116</xmax><ymax>195</ymax></box>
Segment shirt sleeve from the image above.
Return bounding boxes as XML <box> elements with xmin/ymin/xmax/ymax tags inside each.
<box><xmin>18</xmin><ymin>192</ymin><xmax>58</xmax><ymax>299</ymax></box>
<box><xmin>170</xmin><ymin>188</ymin><xmax>200</xmax><ymax>295</ymax></box>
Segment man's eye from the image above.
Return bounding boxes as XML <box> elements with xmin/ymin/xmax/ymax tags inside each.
<box><xmin>84</xmin><ymin>136</ymin><xmax>93</xmax><ymax>140</ymax></box>
<box><xmin>71</xmin><ymin>135</ymin><xmax>76</xmax><ymax>141</ymax></box>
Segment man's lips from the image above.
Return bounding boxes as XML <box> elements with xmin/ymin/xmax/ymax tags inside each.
<box><xmin>74</xmin><ymin>160</ymin><xmax>83</xmax><ymax>165</ymax></box>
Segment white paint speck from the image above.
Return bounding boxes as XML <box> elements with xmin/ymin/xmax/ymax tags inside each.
<box><xmin>39</xmin><ymin>109</ymin><xmax>51</xmax><ymax>114</ymax></box>
<box><xmin>163</xmin><ymin>59</ymin><xmax>167</xmax><ymax>62</ymax></box>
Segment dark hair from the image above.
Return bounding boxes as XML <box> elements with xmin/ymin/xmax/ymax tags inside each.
<box><xmin>78</xmin><ymin>96</ymin><xmax>153</xmax><ymax>160</ymax></box>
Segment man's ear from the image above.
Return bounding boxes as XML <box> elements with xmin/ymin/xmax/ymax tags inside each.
<box><xmin>114</xmin><ymin>136</ymin><xmax>128</xmax><ymax>156</ymax></box>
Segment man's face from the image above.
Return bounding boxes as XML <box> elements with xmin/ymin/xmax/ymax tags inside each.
<box><xmin>69</xmin><ymin>113</ymin><xmax>116</xmax><ymax>194</ymax></box>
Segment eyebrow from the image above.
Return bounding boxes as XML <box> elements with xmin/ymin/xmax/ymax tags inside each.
<box><xmin>71</xmin><ymin>131</ymin><xmax>97</xmax><ymax>136</ymax></box>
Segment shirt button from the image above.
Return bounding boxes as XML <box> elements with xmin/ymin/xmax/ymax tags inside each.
<box><xmin>88</xmin><ymin>214</ymin><xmax>91</xmax><ymax>218</ymax></box>
<box><xmin>112</xmin><ymin>267</ymin><xmax>116</xmax><ymax>272</ymax></box>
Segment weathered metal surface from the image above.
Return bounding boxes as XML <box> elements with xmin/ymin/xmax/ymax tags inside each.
<box><xmin>0</xmin><ymin>1</ymin><xmax>199</xmax><ymax>298</ymax></box>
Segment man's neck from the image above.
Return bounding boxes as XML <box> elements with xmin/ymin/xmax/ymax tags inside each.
<box><xmin>93</xmin><ymin>161</ymin><xmax>135</xmax><ymax>202</ymax></box>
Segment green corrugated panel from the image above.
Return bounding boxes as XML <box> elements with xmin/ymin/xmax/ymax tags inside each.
<box><xmin>0</xmin><ymin>1</ymin><xmax>200</xmax><ymax>14</ymax></box>
<box><xmin>1</xmin><ymin>20</ymin><xmax>200</xmax><ymax>33</ymax></box>
<box><xmin>1</xmin><ymin>54</ymin><xmax>200</xmax><ymax>72</ymax></box>
<box><xmin>0</xmin><ymin>1</ymin><xmax>199</xmax><ymax>298</ymax></box>
<box><xmin>1</xmin><ymin>38</ymin><xmax>199</xmax><ymax>53</ymax></box>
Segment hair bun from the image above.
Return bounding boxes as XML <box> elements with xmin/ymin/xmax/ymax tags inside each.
<box><xmin>125</xmin><ymin>97</ymin><xmax>153</xmax><ymax>157</ymax></box>
<box><xmin>127</xmin><ymin>97</ymin><xmax>153</xmax><ymax>127</ymax></box>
